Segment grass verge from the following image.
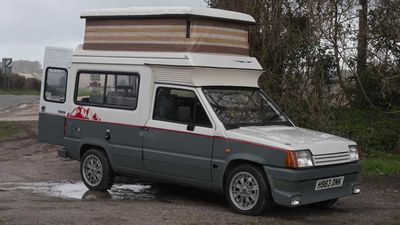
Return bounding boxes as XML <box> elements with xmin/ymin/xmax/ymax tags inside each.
<box><xmin>0</xmin><ymin>89</ymin><xmax>40</xmax><ymax>96</ymax></box>
<box><xmin>0</xmin><ymin>122</ymin><xmax>22</xmax><ymax>141</ymax></box>
<box><xmin>362</xmin><ymin>153</ymin><xmax>400</xmax><ymax>176</ymax></box>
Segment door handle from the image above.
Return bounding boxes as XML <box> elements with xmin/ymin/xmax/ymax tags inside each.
<box><xmin>105</xmin><ymin>130</ymin><xmax>111</xmax><ymax>141</ymax></box>
<box><xmin>41</xmin><ymin>106</ymin><xmax>46</xmax><ymax>112</ymax></box>
<box><xmin>57</xmin><ymin>110</ymin><xmax>66</xmax><ymax>114</ymax></box>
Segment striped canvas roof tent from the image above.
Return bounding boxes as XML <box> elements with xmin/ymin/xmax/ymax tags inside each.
<box><xmin>81</xmin><ymin>7</ymin><xmax>256</xmax><ymax>56</ymax></box>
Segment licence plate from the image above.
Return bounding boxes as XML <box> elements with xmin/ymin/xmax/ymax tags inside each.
<box><xmin>315</xmin><ymin>176</ymin><xmax>344</xmax><ymax>191</ymax></box>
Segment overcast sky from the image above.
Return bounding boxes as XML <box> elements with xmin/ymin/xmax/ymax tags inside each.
<box><xmin>0</xmin><ymin>0</ymin><xmax>207</xmax><ymax>63</ymax></box>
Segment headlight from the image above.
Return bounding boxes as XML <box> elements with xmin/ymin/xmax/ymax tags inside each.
<box><xmin>285</xmin><ymin>150</ymin><xmax>314</xmax><ymax>169</ymax></box>
<box><xmin>296</xmin><ymin>150</ymin><xmax>314</xmax><ymax>167</ymax></box>
<box><xmin>349</xmin><ymin>145</ymin><xmax>359</xmax><ymax>161</ymax></box>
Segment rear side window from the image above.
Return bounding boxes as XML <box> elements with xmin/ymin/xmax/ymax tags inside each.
<box><xmin>44</xmin><ymin>68</ymin><xmax>68</xmax><ymax>103</ymax></box>
<box><xmin>75</xmin><ymin>71</ymin><xmax>139</xmax><ymax>110</ymax></box>
<box><xmin>153</xmin><ymin>87</ymin><xmax>212</xmax><ymax>127</ymax></box>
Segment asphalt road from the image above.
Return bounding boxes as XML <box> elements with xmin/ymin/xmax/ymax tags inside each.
<box><xmin>0</xmin><ymin>95</ymin><xmax>39</xmax><ymax>121</ymax></box>
<box><xmin>0</xmin><ymin>95</ymin><xmax>39</xmax><ymax>111</ymax></box>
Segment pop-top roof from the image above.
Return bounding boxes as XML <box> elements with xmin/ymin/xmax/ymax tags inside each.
<box><xmin>81</xmin><ymin>7</ymin><xmax>256</xmax><ymax>24</ymax></box>
<box><xmin>81</xmin><ymin>7</ymin><xmax>255</xmax><ymax>55</ymax></box>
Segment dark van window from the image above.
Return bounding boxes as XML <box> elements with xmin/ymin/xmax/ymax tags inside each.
<box><xmin>153</xmin><ymin>87</ymin><xmax>212</xmax><ymax>127</ymax></box>
<box><xmin>75</xmin><ymin>71</ymin><xmax>139</xmax><ymax>110</ymax></box>
<box><xmin>44</xmin><ymin>68</ymin><xmax>68</xmax><ymax>103</ymax></box>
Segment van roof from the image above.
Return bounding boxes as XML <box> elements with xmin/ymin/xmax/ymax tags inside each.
<box><xmin>80</xmin><ymin>7</ymin><xmax>256</xmax><ymax>24</ymax></box>
<box><xmin>73</xmin><ymin>45</ymin><xmax>263</xmax><ymax>71</ymax></box>
<box><xmin>72</xmin><ymin>48</ymin><xmax>263</xmax><ymax>87</ymax></box>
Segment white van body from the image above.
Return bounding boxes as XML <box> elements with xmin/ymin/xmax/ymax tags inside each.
<box><xmin>38</xmin><ymin>7</ymin><xmax>360</xmax><ymax>215</ymax></box>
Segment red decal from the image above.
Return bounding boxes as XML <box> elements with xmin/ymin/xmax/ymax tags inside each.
<box><xmin>67</xmin><ymin>106</ymin><xmax>101</xmax><ymax>121</ymax></box>
<box><xmin>92</xmin><ymin>113</ymin><xmax>100</xmax><ymax>121</ymax></box>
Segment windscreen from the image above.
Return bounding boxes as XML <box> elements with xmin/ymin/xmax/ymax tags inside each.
<box><xmin>202</xmin><ymin>87</ymin><xmax>289</xmax><ymax>129</ymax></box>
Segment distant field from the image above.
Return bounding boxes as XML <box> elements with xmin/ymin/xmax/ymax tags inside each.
<box><xmin>0</xmin><ymin>89</ymin><xmax>40</xmax><ymax>95</ymax></box>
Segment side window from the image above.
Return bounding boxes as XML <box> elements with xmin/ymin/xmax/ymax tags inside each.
<box><xmin>44</xmin><ymin>68</ymin><xmax>68</xmax><ymax>103</ymax></box>
<box><xmin>153</xmin><ymin>87</ymin><xmax>212</xmax><ymax>128</ymax></box>
<box><xmin>75</xmin><ymin>71</ymin><xmax>139</xmax><ymax>110</ymax></box>
<box><xmin>76</xmin><ymin>73</ymin><xmax>106</xmax><ymax>104</ymax></box>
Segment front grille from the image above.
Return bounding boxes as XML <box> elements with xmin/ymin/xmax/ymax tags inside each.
<box><xmin>313</xmin><ymin>151</ymin><xmax>351</xmax><ymax>166</ymax></box>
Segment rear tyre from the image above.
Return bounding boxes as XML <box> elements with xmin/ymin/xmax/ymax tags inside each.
<box><xmin>81</xmin><ymin>149</ymin><xmax>114</xmax><ymax>191</ymax></box>
<box><xmin>224</xmin><ymin>164</ymin><xmax>273</xmax><ymax>215</ymax></box>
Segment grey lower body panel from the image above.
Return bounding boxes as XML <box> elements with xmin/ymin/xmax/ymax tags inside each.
<box><xmin>143</xmin><ymin>127</ymin><xmax>213</xmax><ymax>182</ymax></box>
<box><xmin>264</xmin><ymin>162</ymin><xmax>361</xmax><ymax>207</ymax></box>
<box><xmin>63</xmin><ymin>137</ymin><xmax>81</xmax><ymax>160</ymax></box>
<box><xmin>64</xmin><ymin>118</ymin><xmax>144</xmax><ymax>171</ymax></box>
<box><xmin>38</xmin><ymin>113</ymin><xmax>66</xmax><ymax>145</ymax></box>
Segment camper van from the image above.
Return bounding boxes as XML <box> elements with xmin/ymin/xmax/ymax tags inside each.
<box><xmin>38</xmin><ymin>7</ymin><xmax>361</xmax><ymax>215</ymax></box>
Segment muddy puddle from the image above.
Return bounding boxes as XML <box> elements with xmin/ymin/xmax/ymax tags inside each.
<box><xmin>0</xmin><ymin>181</ymin><xmax>154</xmax><ymax>201</ymax></box>
<box><xmin>0</xmin><ymin>178</ymin><xmax>226</xmax><ymax>205</ymax></box>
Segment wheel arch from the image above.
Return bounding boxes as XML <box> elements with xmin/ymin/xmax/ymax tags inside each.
<box><xmin>79</xmin><ymin>142</ymin><xmax>110</xmax><ymax>162</ymax></box>
<box><xmin>222</xmin><ymin>155</ymin><xmax>268</xmax><ymax>191</ymax></box>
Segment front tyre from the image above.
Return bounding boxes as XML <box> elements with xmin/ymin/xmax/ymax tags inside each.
<box><xmin>225</xmin><ymin>164</ymin><xmax>273</xmax><ymax>215</ymax></box>
<box><xmin>81</xmin><ymin>149</ymin><xmax>114</xmax><ymax>191</ymax></box>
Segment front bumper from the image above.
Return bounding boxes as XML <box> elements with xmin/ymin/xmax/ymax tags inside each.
<box><xmin>264</xmin><ymin>161</ymin><xmax>361</xmax><ymax>207</ymax></box>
